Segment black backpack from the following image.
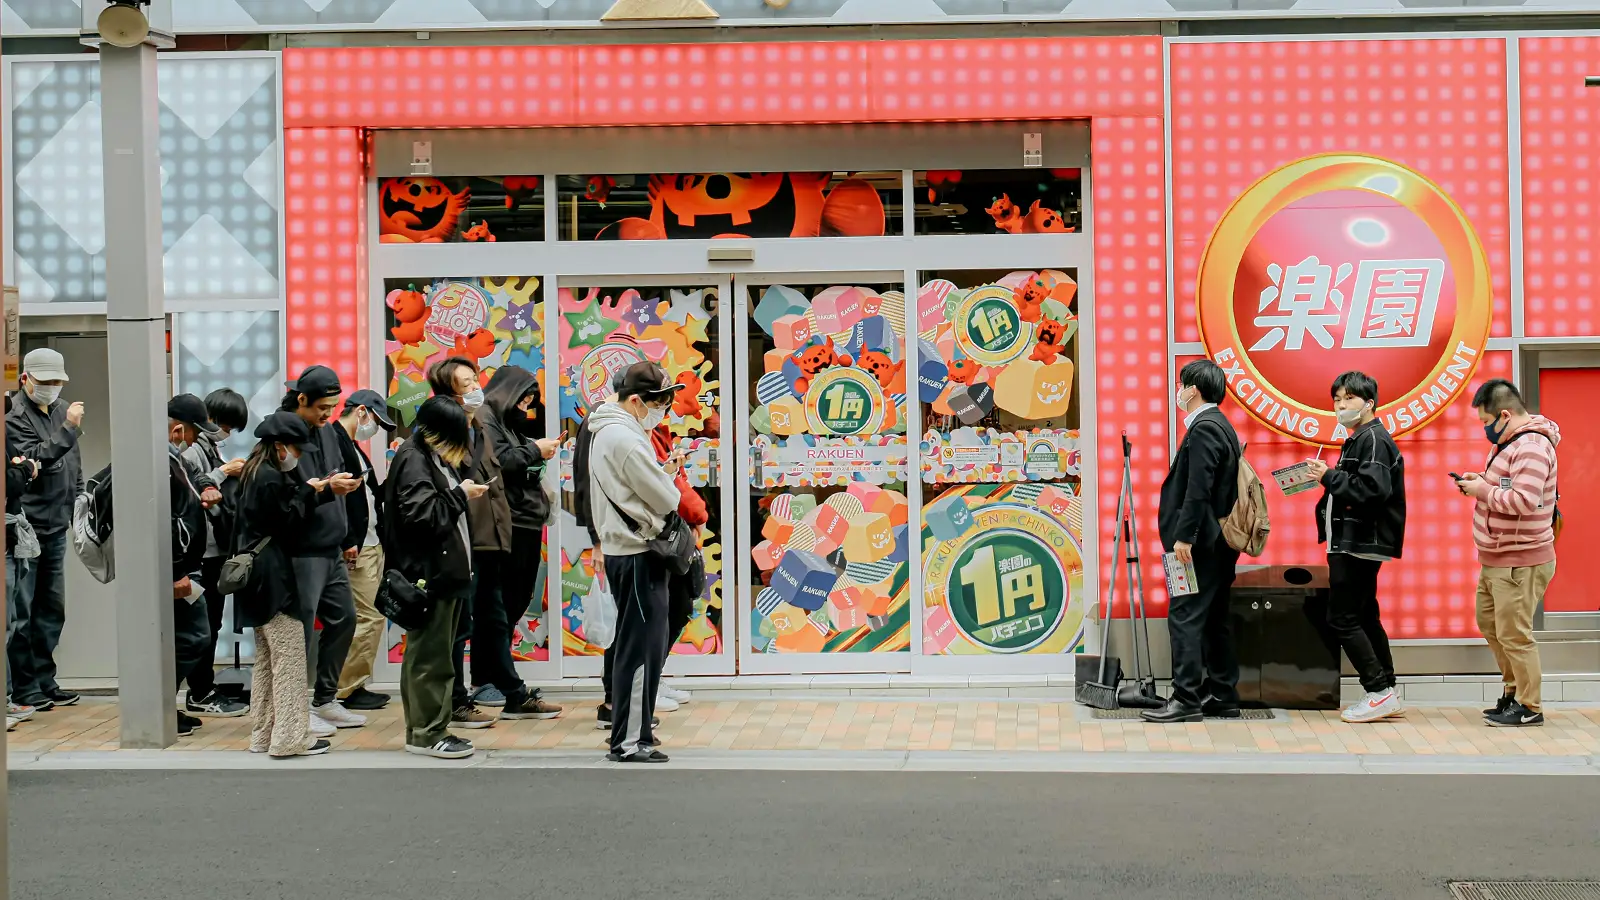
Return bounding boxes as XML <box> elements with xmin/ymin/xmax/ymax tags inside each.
<box><xmin>71</xmin><ymin>463</ymin><xmax>115</xmax><ymax>583</ymax></box>
<box><xmin>571</xmin><ymin>406</ymin><xmax>601</xmax><ymax>545</ymax></box>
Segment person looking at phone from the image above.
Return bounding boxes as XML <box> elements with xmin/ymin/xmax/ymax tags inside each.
<box><xmin>1304</xmin><ymin>371</ymin><xmax>1406</xmax><ymax>724</ymax></box>
<box><xmin>428</xmin><ymin>356</ymin><xmax>513</xmax><ymax>730</ymax></box>
<box><xmin>280</xmin><ymin>365</ymin><xmax>366</xmax><ymax>736</ymax></box>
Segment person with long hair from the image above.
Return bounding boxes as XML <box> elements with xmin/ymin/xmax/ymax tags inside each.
<box><xmin>234</xmin><ymin>412</ymin><xmax>338</xmax><ymax>757</ymax></box>
<box><xmin>383</xmin><ymin>396</ymin><xmax>489</xmax><ymax>759</ymax></box>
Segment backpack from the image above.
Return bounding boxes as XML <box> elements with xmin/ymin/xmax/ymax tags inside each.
<box><xmin>72</xmin><ymin>463</ymin><xmax>115</xmax><ymax>584</ymax></box>
<box><xmin>1218</xmin><ymin>438</ymin><xmax>1271</xmax><ymax>557</ymax></box>
<box><xmin>1488</xmin><ymin>431</ymin><xmax>1563</xmax><ymax>542</ymax></box>
<box><xmin>571</xmin><ymin>406</ymin><xmax>601</xmax><ymax>542</ymax></box>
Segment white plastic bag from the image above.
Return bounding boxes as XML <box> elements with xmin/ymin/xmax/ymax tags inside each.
<box><xmin>583</xmin><ymin>568</ymin><xmax>618</xmax><ymax>650</ymax></box>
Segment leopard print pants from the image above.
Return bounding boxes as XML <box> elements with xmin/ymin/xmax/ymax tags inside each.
<box><xmin>251</xmin><ymin>613</ymin><xmax>312</xmax><ymax>757</ymax></box>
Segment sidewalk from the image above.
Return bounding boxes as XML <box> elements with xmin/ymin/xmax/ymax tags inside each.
<box><xmin>9</xmin><ymin>696</ymin><xmax>1600</xmax><ymax>771</ymax></box>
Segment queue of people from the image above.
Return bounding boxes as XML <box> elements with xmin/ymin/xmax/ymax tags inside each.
<box><xmin>1150</xmin><ymin>362</ymin><xmax>1559</xmax><ymax>729</ymax></box>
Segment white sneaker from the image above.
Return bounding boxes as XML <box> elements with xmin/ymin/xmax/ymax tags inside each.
<box><xmin>313</xmin><ymin>701</ymin><xmax>368</xmax><ymax>729</ymax></box>
<box><xmin>1340</xmin><ymin>688</ymin><xmax>1403</xmax><ymax>723</ymax></box>
<box><xmin>653</xmin><ymin>691</ymin><xmax>680</xmax><ymax>713</ymax></box>
<box><xmin>662</xmin><ymin>684</ymin><xmax>691</xmax><ymax>704</ymax></box>
<box><xmin>308</xmin><ymin>711</ymin><xmax>337</xmax><ymax>738</ymax></box>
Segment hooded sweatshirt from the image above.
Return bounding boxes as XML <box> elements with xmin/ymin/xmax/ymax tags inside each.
<box><xmin>482</xmin><ymin>365</ymin><xmax>549</xmax><ymax>531</ymax></box>
<box><xmin>586</xmin><ymin>402</ymin><xmax>681</xmax><ymax>557</ymax></box>
<box><xmin>1470</xmin><ymin>414</ymin><xmax>1560</xmax><ymax>568</ymax></box>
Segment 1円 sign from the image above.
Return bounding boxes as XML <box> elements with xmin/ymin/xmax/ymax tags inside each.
<box><xmin>1196</xmin><ymin>154</ymin><xmax>1493</xmax><ymax>446</ymax></box>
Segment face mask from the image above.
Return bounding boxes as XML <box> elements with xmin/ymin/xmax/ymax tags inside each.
<box><xmin>1484</xmin><ymin>416</ymin><xmax>1510</xmax><ymax>445</ymax></box>
<box><xmin>170</xmin><ymin>440</ymin><xmax>189</xmax><ymax>455</ymax></box>
<box><xmin>643</xmin><ymin>406</ymin><xmax>666</xmax><ymax>430</ymax></box>
<box><xmin>277</xmin><ymin>449</ymin><xmax>300</xmax><ymax>472</ymax></box>
<box><xmin>355</xmin><ymin>419</ymin><xmax>380</xmax><ymax>442</ymax></box>
<box><xmin>462</xmin><ymin>388</ymin><xmax>485</xmax><ymax>412</ymax></box>
<box><xmin>1335</xmin><ymin>406</ymin><xmax>1364</xmax><ymax>427</ymax></box>
<box><xmin>28</xmin><ymin>383</ymin><xmax>61</xmax><ymax>406</ymax></box>
<box><xmin>1174</xmin><ymin>387</ymin><xmax>1191</xmax><ymax>411</ymax></box>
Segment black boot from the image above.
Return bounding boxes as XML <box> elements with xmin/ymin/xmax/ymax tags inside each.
<box><xmin>1140</xmin><ymin>700</ymin><xmax>1203</xmax><ymax>724</ymax></box>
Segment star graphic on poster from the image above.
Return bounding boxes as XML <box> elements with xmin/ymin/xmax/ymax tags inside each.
<box><xmin>563</xmin><ymin>303</ymin><xmax>620</xmax><ymax>350</ymax></box>
<box><xmin>388</xmin><ymin>372</ymin><xmax>431</xmax><ymax>426</ymax></box>
<box><xmin>559</xmin><ymin>385</ymin><xmax>584</xmax><ymax>422</ymax></box>
<box><xmin>679</xmin><ymin>613</ymin><xmax>719</xmax><ymax>651</ymax></box>
<box><xmin>393</xmin><ymin>339</ymin><xmax>440</xmax><ymax>373</ymax></box>
<box><xmin>556</xmin><ymin>507</ymin><xmax>593</xmax><ymax>563</ymax></box>
<box><xmin>662</xmin><ymin>288</ymin><xmax>710</xmax><ymax>325</ymax></box>
<box><xmin>679</xmin><ymin>314</ymin><xmax>712</xmax><ymax>346</ymax></box>
<box><xmin>503</xmin><ymin>298</ymin><xmax>537</xmax><ymax>332</ymax></box>
<box><xmin>621</xmin><ymin>296</ymin><xmax>665</xmax><ymax>333</ymax></box>
<box><xmin>507</xmin><ymin>346</ymin><xmax>543</xmax><ymax>373</ymax></box>
<box><xmin>565</xmin><ymin>594</ymin><xmax>585</xmax><ymax>637</ymax></box>
<box><xmin>510</xmin><ymin>326</ymin><xmax>540</xmax><ymax>354</ymax></box>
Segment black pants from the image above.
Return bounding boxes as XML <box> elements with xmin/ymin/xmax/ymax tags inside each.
<box><xmin>465</xmin><ymin>548</ymin><xmax>529</xmax><ymax>708</ymax></box>
<box><xmin>290</xmin><ymin>555</ymin><xmax>356</xmax><ymax>707</ymax></box>
<box><xmin>185</xmin><ymin>556</ymin><xmax>228</xmax><ymax>698</ymax></box>
<box><xmin>173</xmin><ymin>585</ymin><xmax>212</xmax><ymax>700</ymax></box>
<box><xmin>606</xmin><ymin>552</ymin><xmax>669</xmax><ymax>756</ymax></box>
<box><xmin>602</xmin><ymin>561</ymin><xmax>695</xmax><ymax>706</ymax></box>
<box><xmin>1167</xmin><ymin>536</ymin><xmax>1241</xmax><ymax>710</ymax></box>
<box><xmin>1327</xmin><ymin>554</ymin><xmax>1396</xmax><ymax>694</ymax></box>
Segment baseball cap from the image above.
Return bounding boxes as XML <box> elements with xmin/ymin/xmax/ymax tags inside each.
<box><xmin>616</xmin><ymin>361</ymin><xmax>685</xmax><ymax>401</ymax></box>
<box><xmin>285</xmin><ymin>365</ymin><xmax>342</xmax><ymax>400</ymax></box>
<box><xmin>22</xmin><ymin>348</ymin><xmax>69</xmax><ymax>383</ymax></box>
<box><xmin>254</xmin><ymin>411</ymin><xmax>313</xmax><ymax>445</ymax></box>
<box><xmin>343</xmin><ymin>389</ymin><xmax>397</xmax><ymax>429</ymax></box>
<box><xmin>168</xmin><ymin>393</ymin><xmax>220</xmax><ymax>436</ymax></box>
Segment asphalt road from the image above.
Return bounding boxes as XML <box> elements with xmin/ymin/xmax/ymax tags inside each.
<box><xmin>10</xmin><ymin>770</ymin><xmax>1600</xmax><ymax>900</ymax></box>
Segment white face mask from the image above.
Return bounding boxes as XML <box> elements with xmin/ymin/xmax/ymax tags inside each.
<box><xmin>355</xmin><ymin>418</ymin><xmax>380</xmax><ymax>441</ymax></box>
<box><xmin>462</xmin><ymin>388</ymin><xmax>485</xmax><ymax>412</ymax></box>
<box><xmin>1174</xmin><ymin>386</ymin><xmax>1192</xmax><ymax>411</ymax></box>
<box><xmin>1335</xmin><ymin>405</ymin><xmax>1366</xmax><ymax>427</ymax></box>
<box><xmin>277</xmin><ymin>448</ymin><xmax>300</xmax><ymax>472</ymax></box>
<box><xmin>28</xmin><ymin>383</ymin><xmax>61</xmax><ymax>406</ymax></box>
<box><xmin>643</xmin><ymin>405</ymin><xmax>666</xmax><ymax>430</ymax></box>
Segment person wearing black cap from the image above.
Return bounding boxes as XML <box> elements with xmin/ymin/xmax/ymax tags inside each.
<box><xmin>180</xmin><ymin>388</ymin><xmax>251</xmax><ymax>719</ymax></box>
<box><xmin>383</xmin><ymin>396</ymin><xmax>490</xmax><ymax>759</ymax></box>
<box><xmin>280</xmin><ymin>366</ymin><xmax>366</xmax><ymax>733</ymax></box>
<box><xmin>167</xmin><ymin>394</ymin><xmax>227</xmax><ymax>735</ymax></box>
<box><xmin>587</xmin><ymin>361</ymin><xmax>686</xmax><ymax>763</ymax></box>
<box><xmin>333</xmin><ymin>389</ymin><xmax>395</xmax><ymax>711</ymax></box>
<box><xmin>234</xmin><ymin>411</ymin><xmax>338</xmax><ymax>757</ymax></box>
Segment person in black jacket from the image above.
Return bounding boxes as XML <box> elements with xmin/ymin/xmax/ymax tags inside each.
<box><xmin>179</xmin><ymin>388</ymin><xmax>250</xmax><ymax>719</ymax></box>
<box><xmin>1306</xmin><ymin>371</ymin><xmax>1406</xmax><ymax>724</ymax></box>
<box><xmin>234</xmin><ymin>412</ymin><xmax>336</xmax><ymax>758</ymax></box>
<box><xmin>384</xmin><ymin>396</ymin><xmax>489</xmax><ymax>759</ymax></box>
<box><xmin>333</xmin><ymin>389</ymin><xmax>395</xmax><ymax>711</ymax></box>
<box><xmin>1148</xmin><ymin>359</ymin><xmax>1242</xmax><ymax>724</ymax></box>
<box><xmin>6</xmin><ymin>448</ymin><xmax>39</xmax><ymax>724</ymax></box>
<box><xmin>280</xmin><ymin>365</ymin><xmax>365</xmax><ymax>733</ymax></box>
<box><xmin>475</xmin><ymin>365</ymin><xmax>563</xmax><ymax>720</ymax></box>
<box><xmin>6</xmin><ymin>348</ymin><xmax>85</xmax><ymax>710</ymax></box>
<box><xmin>167</xmin><ymin>394</ymin><xmax>226</xmax><ymax>737</ymax></box>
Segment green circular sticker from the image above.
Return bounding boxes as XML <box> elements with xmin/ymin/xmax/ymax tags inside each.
<box><xmin>803</xmin><ymin>367</ymin><xmax>884</xmax><ymax>436</ymax></box>
<box><xmin>953</xmin><ymin>285</ymin><xmax>1034</xmax><ymax>366</ymax></box>
<box><xmin>946</xmin><ymin>528</ymin><xmax>1066</xmax><ymax>652</ymax></box>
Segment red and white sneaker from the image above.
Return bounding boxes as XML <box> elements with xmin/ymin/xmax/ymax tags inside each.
<box><xmin>1340</xmin><ymin>688</ymin><xmax>1403</xmax><ymax>724</ymax></box>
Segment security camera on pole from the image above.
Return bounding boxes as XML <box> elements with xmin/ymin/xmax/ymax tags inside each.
<box><xmin>82</xmin><ymin>1</ymin><xmax>178</xmax><ymax>749</ymax></box>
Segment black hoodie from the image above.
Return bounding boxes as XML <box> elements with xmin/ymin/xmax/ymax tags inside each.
<box><xmin>481</xmin><ymin>366</ymin><xmax>550</xmax><ymax>531</ymax></box>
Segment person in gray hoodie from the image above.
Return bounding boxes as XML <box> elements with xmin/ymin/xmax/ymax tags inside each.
<box><xmin>587</xmin><ymin>361</ymin><xmax>685</xmax><ymax>763</ymax></box>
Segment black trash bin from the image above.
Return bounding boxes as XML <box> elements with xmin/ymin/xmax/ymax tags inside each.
<box><xmin>1230</xmin><ymin>565</ymin><xmax>1339</xmax><ymax>710</ymax></box>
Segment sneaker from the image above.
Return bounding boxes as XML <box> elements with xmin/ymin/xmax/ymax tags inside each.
<box><xmin>341</xmin><ymin>687</ymin><xmax>391</xmax><ymax>711</ymax></box>
<box><xmin>1340</xmin><ymin>688</ymin><xmax>1403</xmax><ymax>724</ymax></box>
<box><xmin>8</xmin><ymin>702</ymin><xmax>35</xmax><ymax>722</ymax></box>
<box><xmin>502</xmin><ymin>696</ymin><xmax>564</xmax><ymax>720</ymax></box>
<box><xmin>595</xmin><ymin>705</ymin><xmax>658</xmax><ymax>730</ymax></box>
<box><xmin>312</xmin><ymin>701</ymin><xmax>367</xmax><ymax>729</ymax></box>
<box><xmin>405</xmin><ymin>736</ymin><xmax>475</xmax><ymax>759</ymax></box>
<box><xmin>186</xmin><ymin>691</ymin><xmax>249</xmax><ymax>718</ymax></box>
<box><xmin>273</xmin><ymin>739</ymin><xmax>332</xmax><ymax>759</ymax></box>
<box><xmin>654</xmin><ymin>691</ymin><xmax>680</xmax><ymax>713</ymax></box>
<box><xmin>43</xmin><ymin>687</ymin><xmax>79</xmax><ymax>707</ymax></box>
<box><xmin>471</xmin><ymin>685</ymin><xmax>507</xmax><ymax>707</ymax></box>
<box><xmin>16</xmin><ymin>696</ymin><xmax>54</xmax><ymax>712</ymax></box>
<box><xmin>176</xmin><ymin>711</ymin><xmax>202</xmax><ymax>737</ymax></box>
<box><xmin>1483</xmin><ymin>692</ymin><xmax>1516</xmax><ymax>717</ymax></box>
<box><xmin>7</xmin><ymin>716</ymin><xmax>19</xmax><ymax>732</ymax></box>
<box><xmin>451</xmin><ymin>705</ymin><xmax>498</xmax><ymax>729</ymax></box>
<box><xmin>1485</xmin><ymin>700</ymin><xmax>1544</xmax><ymax>728</ymax></box>
<box><xmin>607</xmin><ymin>747</ymin><xmax>670</xmax><ymax>763</ymax></box>
<box><xmin>309</xmin><ymin>711</ymin><xmax>337</xmax><ymax>738</ymax></box>
<box><xmin>662</xmin><ymin>684</ymin><xmax>691</xmax><ymax>704</ymax></box>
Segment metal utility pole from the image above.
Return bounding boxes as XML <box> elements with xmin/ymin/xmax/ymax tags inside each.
<box><xmin>83</xmin><ymin>0</ymin><xmax>177</xmax><ymax>749</ymax></box>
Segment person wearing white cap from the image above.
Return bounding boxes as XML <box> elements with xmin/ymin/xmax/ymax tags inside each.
<box><xmin>5</xmin><ymin>348</ymin><xmax>85</xmax><ymax>712</ymax></box>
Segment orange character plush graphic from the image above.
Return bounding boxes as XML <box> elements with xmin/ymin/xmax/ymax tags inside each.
<box><xmin>379</xmin><ymin>177</ymin><xmax>470</xmax><ymax>243</ymax></box>
<box><xmin>1013</xmin><ymin>277</ymin><xmax>1051</xmax><ymax>324</ymax></box>
<box><xmin>1030</xmin><ymin>319</ymin><xmax>1068</xmax><ymax>365</ymax></box>
<box><xmin>786</xmin><ymin>336</ymin><xmax>848</xmax><ymax>394</ymax></box>
<box><xmin>673</xmin><ymin>370</ymin><xmax>704</xmax><ymax>419</ymax></box>
<box><xmin>502</xmin><ymin>176</ymin><xmax>541</xmax><ymax>209</ymax></box>
<box><xmin>947</xmin><ymin>357</ymin><xmax>981</xmax><ymax>386</ymax></box>
<box><xmin>388</xmin><ymin>286</ymin><xmax>429</xmax><ymax>345</ymax></box>
<box><xmin>462</xmin><ymin>221</ymin><xmax>495</xmax><ymax>242</ymax></box>
<box><xmin>1020</xmin><ymin>200</ymin><xmax>1071</xmax><ymax>234</ymax></box>
<box><xmin>451</xmin><ymin>328</ymin><xmax>498</xmax><ymax>363</ymax></box>
<box><xmin>986</xmin><ymin>194</ymin><xmax>1023</xmax><ymax>233</ymax></box>
<box><xmin>856</xmin><ymin>350</ymin><xmax>906</xmax><ymax>394</ymax></box>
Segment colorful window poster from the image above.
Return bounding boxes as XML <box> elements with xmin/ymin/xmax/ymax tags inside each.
<box><xmin>554</xmin><ymin>172</ymin><xmax>900</xmax><ymax>240</ymax></box>
<box><xmin>746</xmin><ymin>283</ymin><xmax>911</xmax><ymax>654</ymax></box>
<box><xmin>555</xmin><ymin>286</ymin><xmax>725</xmax><ymax>659</ymax></box>
<box><xmin>382</xmin><ymin>275</ymin><xmax>552</xmax><ymax>665</ymax></box>
<box><xmin>914</xmin><ymin>169</ymin><xmax>1083</xmax><ymax>236</ymax></box>
<box><xmin>378</xmin><ymin>176</ymin><xmax>545</xmax><ymax>243</ymax></box>
<box><xmin>917</xmin><ymin>270</ymin><xmax>1085</xmax><ymax>655</ymax></box>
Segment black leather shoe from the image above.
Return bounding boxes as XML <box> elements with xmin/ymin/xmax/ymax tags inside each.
<box><xmin>1140</xmin><ymin>701</ymin><xmax>1203</xmax><ymax>724</ymax></box>
<box><xmin>1202</xmin><ymin>703</ymin><xmax>1241</xmax><ymax>719</ymax></box>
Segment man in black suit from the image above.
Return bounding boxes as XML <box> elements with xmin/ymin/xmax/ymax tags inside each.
<box><xmin>1145</xmin><ymin>359</ymin><xmax>1242</xmax><ymax>724</ymax></box>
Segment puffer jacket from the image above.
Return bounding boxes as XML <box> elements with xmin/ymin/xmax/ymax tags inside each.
<box><xmin>1470</xmin><ymin>415</ymin><xmax>1560</xmax><ymax>568</ymax></box>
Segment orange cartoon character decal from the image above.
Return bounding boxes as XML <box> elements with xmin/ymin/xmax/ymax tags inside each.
<box><xmin>673</xmin><ymin>370</ymin><xmax>705</xmax><ymax>420</ymax></box>
<box><xmin>1020</xmin><ymin>200</ymin><xmax>1072</xmax><ymax>234</ymax></box>
<box><xmin>947</xmin><ymin>357</ymin><xmax>981</xmax><ymax>386</ymax></box>
<box><xmin>388</xmin><ymin>286</ymin><xmax>429</xmax><ymax>345</ymax></box>
<box><xmin>502</xmin><ymin>176</ymin><xmax>542</xmax><ymax>209</ymax></box>
<box><xmin>451</xmin><ymin>328</ymin><xmax>498</xmax><ymax>363</ymax></box>
<box><xmin>855</xmin><ymin>349</ymin><xmax>906</xmax><ymax>394</ymax></box>
<box><xmin>462</xmin><ymin>221</ymin><xmax>496</xmax><ymax>242</ymax></box>
<box><xmin>785</xmin><ymin>336</ymin><xmax>848</xmax><ymax>394</ymax></box>
<box><xmin>986</xmin><ymin>194</ymin><xmax>1023</xmax><ymax>234</ymax></box>
<box><xmin>379</xmin><ymin>177</ymin><xmax>470</xmax><ymax>244</ymax></box>
<box><xmin>1030</xmin><ymin>319</ymin><xmax>1069</xmax><ymax>365</ymax></box>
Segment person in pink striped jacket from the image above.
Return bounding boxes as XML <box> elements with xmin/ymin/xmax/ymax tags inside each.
<box><xmin>1454</xmin><ymin>378</ymin><xmax>1560</xmax><ymax>728</ymax></box>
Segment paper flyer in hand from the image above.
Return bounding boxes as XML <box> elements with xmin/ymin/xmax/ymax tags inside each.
<box><xmin>1163</xmin><ymin>552</ymin><xmax>1198</xmax><ymax>597</ymax></box>
<box><xmin>1271</xmin><ymin>461</ymin><xmax>1321</xmax><ymax>496</ymax></box>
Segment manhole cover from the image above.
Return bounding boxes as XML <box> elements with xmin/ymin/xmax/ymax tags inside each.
<box><xmin>1088</xmin><ymin>708</ymin><xmax>1277</xmax><ymax>721</ymax></box>
<box><xmin>1452</xmin><ymin>883</ymin><xmax>1600</xmax><ymax>900</ymax></box>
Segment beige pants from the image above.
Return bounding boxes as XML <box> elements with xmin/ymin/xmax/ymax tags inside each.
<box><xmin>251</xmin><ymin>613</ymin><xmax>311</xmax><ymax>757</ymax></box>
<box><xmin>1475</xmin><ymin>561</ymin><xmax>1555</xmax><ymax>712</ymax></box>
<box><xmin>337</xmin><ymin>545</ymin><xmax>386</xmax><ymax>698</ymax></box>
